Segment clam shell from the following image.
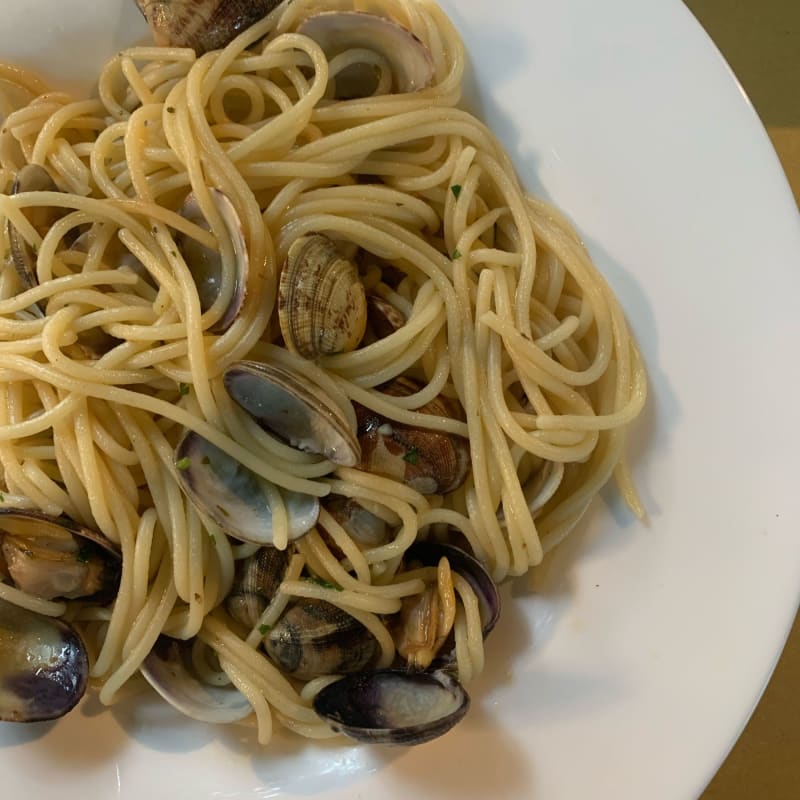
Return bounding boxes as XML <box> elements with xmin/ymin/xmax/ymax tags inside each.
<box><xmin>6</xmin><ymin>164</ymin><xmax>61</xmax><ymax>316</ymax></box>
<box><xmin>278</xmin><ymin>234</ymin><xmax>367</xmax><ymax>360</ymax></box>
<box><xmin>297</xmin><ymin>12</ymin><xmax>435</xmax><ymax>95</ymax></box>
<box><xmin>0</xmin><ymin>598</ymin><xmax>89</xmax><ymax>722</ymax></box>
<box><xmin>0</xmin><ymin>509</ymin><xmax>121</xmax><ymax>602</ymax></box>
<box><xmin>135</xmin><ymin>0</ymin><xmax>282</xmax><ymax>54</ymax></box>
<box><xmin>367</xmin><ymin>294</ymin><xmax>406</xmax><ymax>339</ymax></box>
<box><xmin>312</xmin><ymin>669</ymin><xmax>469</xmax><ymax>745</ymax></box>
<box><xmin>140</xmin><ymin>637</ymin><xmax>251</xmax><ymax>724</ymax></box>
<box><xmin>174</xmin><ymin>431</ymin><xmax>319</xmax><ymax>546</ymax></box>
<box><xmin>223</xmin><ymin>360</ymin><xmax>360</xmax><ymax>467</ymax></box>
<box><xmin>225</xmin><ymin>545</ymin><xmax>290</xmax><ymax>629</ymax></box>
<box><xmin>355</xmin><ymin>378</ymin><xmax>470</xmax><ymax>495</ymax></box>
<box><xmin>405</xmin><ymin>541</ymin><xmax>500</xmax><ymax>638</ymax></box>
<box><xmin>265</xmin><ymin>598</ymin><xmax>379</xmax><ymax>681</ymax></box>
<box><xmin>177</xmin><ymin>189</ymin><xmax>247</xmax><ymax>334</ymax></box>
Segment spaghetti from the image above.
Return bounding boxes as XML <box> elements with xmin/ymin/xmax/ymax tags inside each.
<box><xmin>0</xmin><ymin>0</ymin><xmax>646</xmax><ymax>743</ymax></box>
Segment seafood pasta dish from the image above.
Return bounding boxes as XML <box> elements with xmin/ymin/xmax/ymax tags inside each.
<box><xmin>0</xmin><ymin>0</ymin><xmax>646</xmax><ymax>745</ymax></box>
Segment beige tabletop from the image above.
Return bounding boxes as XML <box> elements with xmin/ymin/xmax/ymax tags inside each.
<box><xmin>682</xmin><ymin>1</ymin><xmax>800</xmax><ymax>798</ymax></box>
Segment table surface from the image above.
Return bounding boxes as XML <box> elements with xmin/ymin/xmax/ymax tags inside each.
<box><xmin>682</xmin><ymin>1</ymin><xmax>800</xmax><ymax>798</ymax></box>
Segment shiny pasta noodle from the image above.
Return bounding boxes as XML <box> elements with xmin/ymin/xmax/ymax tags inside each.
<box><xmin>0</xmin><ymin>0</ymin><xmax>645</xmax><ymax>743</ymax></box>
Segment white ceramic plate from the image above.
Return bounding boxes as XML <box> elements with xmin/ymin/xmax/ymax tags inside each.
<box><xmin>2</xmin><ymin>1</ymin><xmax>799</xmax><ymax>798</ymax></box>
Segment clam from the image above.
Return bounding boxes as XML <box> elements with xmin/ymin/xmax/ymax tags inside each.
<box><xmin>367</xmin><ymin>293</ymin><xmax>406</xmax><ymax>339</ymax></box>
<box><xmin>322</xmin><ymin>496</ymin><xmax>392</xmax><ymax>548</ymax></box>
<box><xmin>225</xmin><ymin>545</ymin><xmax>290</xmax><ymax>629</ymax></box>
<box><xmin>355</xmin><ymin>378</ymin><xmax>470</xmax><ymax>495</ymax></box>
<box><xmin>297</xmin><ymin>12</ymin><xmax>435</xmax><ymax>96</ymax></box>
<box><xmin>312</xmin><ymin>668</ymin><xmax>469</xmax><ymax>745</ymax></box>
<box><xmin>223</xmin><ymin>360</ymin><xmax>360</xmax><ymax>467</ymax></box>
<box><xmin>405</xmin><ymin>541</ymin><xmax>500</xmax><ymax>638</ymax></box>
<box><xmin>174</xmin><ymin>431</ymin><xmax>319</xmax><ymax>546</ymax></box>
<box><xmin>140</xmin><ymin>636</ymin><xmax>251</xmax><ymax>723</ymax></box>
<box><xmin>6</xmin><ymin>164</ymin><xmax>62</xmax><ymax>315</ymax></box>
<box><xmin>265</xmin><ymin>598</ymin><xmax>379</xmax><ymax>681</ymax></box>
<box><xmin>134</xmin><ymin>0</ymin><xmax>283</xmax><ymax>54</ymax></box>
<box><xmin>177</xmin><ymin>189</ymin><xmax>247</xmax><ymax>334</ymax></box>
<box><xmin>278</xmin><ymin>234</ymin><xmax>367</xmax><ymax>360</ymax></box>
<box><xmin>0</xmin><ymin>598</ymin><xmax>89</xmax><ymax>722</ymax></box>
<box><xmin>0</xmin><ymin>509</ymin><xmax>121</xmax><ymax>602</ymax></box>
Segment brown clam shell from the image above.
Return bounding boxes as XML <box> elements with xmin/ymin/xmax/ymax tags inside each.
<box><xmin>355</xmin><ymin>377</ymin><xmax>470</xmax><ymax>495</ymax></box>
<box><xmin>135</xmin><ymin>0</ymin><xmax>282</xmax><ymax>54</ymax></box>
<box><xmin>278</xmin><ymin>234</ymin><xmax>367</xmax><ymax>360</ymax></box>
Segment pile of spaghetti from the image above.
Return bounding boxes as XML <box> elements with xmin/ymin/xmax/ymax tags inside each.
<box><xmin>0</xmin><ymin>0</ymin><xmax>645</xmax><ymax>742</ymax></box>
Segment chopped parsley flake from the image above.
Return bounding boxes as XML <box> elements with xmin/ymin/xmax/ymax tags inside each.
<box><xmin>403</xmin><ymin>447</ymin><xmax>419</xmax><ymax>465</ymax></box>
<box><xmin>208</xmin><ymin>533</ymin><xmax>216</xmax><ymax>545</ymax></box>
<box><xmin>258</xmin><ymin>624</ymin><xmax>271</xmax><ymax>635</ymax></box>
<box><xmin>175</xmin><ymin>457</ymin><xmax>191</xmax><ymax>471</ymax></box>
<box><xmin>307</xmin><ymin>575</ymin><xmax>342</xmax><ymax>591</ymax></box>
<box><xmin>452</xmin><ymin>249</ymin><xmax>462</xmax><ymax>260</ymax></box>
<box><xmin>451</xmin><ymin>184</ymin><xmax>462</xmax><ymax>199</ymax></box>
<box><xmin>0</xmin><ymin>492</ymin><xmax>4</xmax><ymax>502</ymax></box>
<box><xmin>178</xmin><ymin>382</ymin><xmax>190</xmax><ymax>396</ymax></box>
<box><xmin>166</xmin><ymin>106</ymin><xmax>176</xmax><ymax>114</ymax></box>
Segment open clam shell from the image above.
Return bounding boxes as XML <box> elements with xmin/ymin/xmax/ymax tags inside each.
<box><xmin>135</xmin><ymin>0</ymin><xmax>282</xmax><ymax>54</ymax></box>
<box><xmin>174</xmin><ymin>431</ymin><xmax>319</xmax><ymax>546</ymax></box>
<box><xmin>355</xmin><ymin>378</ymin><xmax>470</xmax><ymax>495</ymax></box>
<box><xmin>177</xmin><ymin>189</ymin><xmax>247</xmax><ymax>334</ymax></box>
<box><xmin>297</xmin><ymin>11</ymin><xmax>435</xmax><ymax>95</ymax></box>
<box><xmin>405</xmin><ymin>541</ymin><xmax>500</xmax><ymax>637</ymax></box>
<box><xmin>140</xmin><ymin>637</ymin><xmax>251</xmax><ymax>724</ymax></box>
<box><xmin>0</xmin><ymin>598</ymin><xmax>89</xmax><ymax>722</ymax></box>
<box><xmin>223</xmin><ymin>360</ymin><xmax>360</xmax><ymax>467</ymax></box>
<box><xmin>312</xmin><ymin>668</ymin><xmax>469</xmax><ymax>745</ymax></box>
<box><xmin>0</xmin><ymin>509</ymin><xmax>121</xmax><ymax>603</ymax></box>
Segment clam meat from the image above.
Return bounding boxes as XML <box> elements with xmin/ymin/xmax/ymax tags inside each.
<box><xmin>140</xmin><ymin>636</ymin><xmax>252</xmax><ymax>723</ymax></box>
<box><xmin>174</xmin><ymin>431</ymin><xmax>319</xmax><ymax>546</ymax></box>
<box><xmin>405</xmin><ymin>541</ymin><xmax>500</xmax><ymax>639</ymax></box>
<box><xmin>223</xmin><ymin>360</ymin><xmax>360</xmax><ymax>467</ymax></box>
<box><xmin>177</xmin><ymin>189</ymin><xmax>247</xmax><ymax>334</ymax></box>
<box><xmin>134</xmin><ymin>0</ymin><xmax>283</xmax><ymax>54</ymax></box>
<box><xmin>0</xmin><ymin>598</ymin><xmax>89</xmax><ymax>722</ymax></box>
<box><xmin>225</xmin><ymin>545</ymin><xmax>290</xmax><ymax>629</ymax></box>
<box><xmin>355</xmin><ymin>378</ymin><xmax>470</xmax><ymax>495</ymax></box>
<box><xmin>278</xmin><ymin>234</ymin><xmax>367</xmax><ymax>360</ymax></box>
<box><xmin>264</xmin><ymin>598</ymin><xmax>378</xmax><ymax>681</ymax></box>
<box><xmin>297</xmin><ymin>11</ymin><xmax>435</xmax><ymax>96</ymax></box>
<box><xmin>313</xmin><ymin>668</ymin><xmax>469</xmax><ymax>745</ymax></box>
<box><xmin>0</xmin><ymin>509</ymin><xmax>121</xmax><ymax>602</ymax></box>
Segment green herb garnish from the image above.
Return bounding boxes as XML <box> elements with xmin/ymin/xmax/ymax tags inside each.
<box><xmin>166</xmin><ymin>106</ymin><xmax>176</xmax><ymax>114</ymax></box>
<box><xmin>175</xmin><ymin>457</ymin><xmax>191</xmax><ymax>471</ymax></box>
<box><xmin>451</xmin><ymin>184</ymin><xmax>462</xmax><ymax>199</ymax></box>
<box><xmin>452</xmin><ymin>248</ymin><xmax>462</xmax><ymax>260</ymax></box>
<box><xmin>178</xmin><ymin>382</ymin><xmax>190</xmax><ymax>396</ymax></box>
<box><xmin>402</xmin><ymin>446</ymin><xmax>419</xmax><ymax>465</ymax></box>
<box><xmin>258</xmin><ymin>624</ymin><xmax>271</xmax><ymax>635</ymax></box>
<box><xmin>307</xmin><ymin>575</ymin><xmax>342</xmax><ymax>591</ymax></box>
